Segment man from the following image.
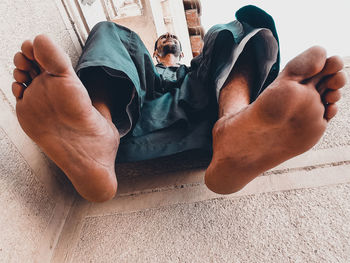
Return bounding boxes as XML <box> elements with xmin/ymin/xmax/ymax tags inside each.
<box><xmin>153</xmin><ymin>33</ymin><xmax>184</xmax><ymax>66</ymax></box>
<box><xmin>12</xmin><ymin>6</ymin><xmax>346</xmax><ymax>202</ymax></box>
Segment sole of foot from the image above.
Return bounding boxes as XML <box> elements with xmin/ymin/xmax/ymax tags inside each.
<box><xmin>205</xmin><ymin>46</ymin><xmax>347</xmax><ymax>194</ymax></box>
<box><xmin>12</xmin><ymin>35</ymin><xmax>120</xmax><ymax>202</ymax></box>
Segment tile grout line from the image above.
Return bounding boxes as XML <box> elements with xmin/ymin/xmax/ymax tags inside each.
<box><xmin>35</xmin><ymin>194</ymin><xmax>76</xmax><ymax>263</ymax></box>
<box><xmin>51</xmin><ymin>199</ymin><xmax>91</xmax><ymax>263</ymax></box>
<box><xmin>53</xmin><ymin>0</ymin><xmax>83</xmax><ymax>54</ymax></box>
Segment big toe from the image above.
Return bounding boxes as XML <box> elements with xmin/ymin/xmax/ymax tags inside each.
<box><xmin>282</xmin><ymin>46</ymin><xmax>327</xmax><ymax>81</ymax></box>
<box><xmin>33</xmin><ymin>34</ymin><xmax>73</xmax><ymax>76</ymax></box>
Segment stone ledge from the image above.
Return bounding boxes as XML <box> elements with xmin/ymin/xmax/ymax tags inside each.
<box><xmin>86</xmin><ymin>163</ymin><xmax>350</xmax><ymax>216</ymax></box>
<box><xmin>114</xmin><ymin>146</ymin><xmax>350</xmax><ymax>198</ymax></box>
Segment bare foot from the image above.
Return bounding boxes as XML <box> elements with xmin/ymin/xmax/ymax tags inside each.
<box><xmin>205</xmin><ymin>46</ymin><xmax>347</xmax><ymax>194</ymax></box>
<box><xmin>12</xmin><ymin>35</ymin><xmax>119</xmax><ymax>202</ymax></box>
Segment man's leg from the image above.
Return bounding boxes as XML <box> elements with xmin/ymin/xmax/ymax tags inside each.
<box><xmin>217</xmin><ymin>43</ymin><xmax>255</xmax><ymax>118</ymax></box>
<box><xmin>12</xmin><ymin>35</ymin><xmax>120</xmax><ymax>202</ymax></box>
<box><xmin>205</xmin><ymin>46</ymin><xmax>347</xmax><ymax>194</ymax></box>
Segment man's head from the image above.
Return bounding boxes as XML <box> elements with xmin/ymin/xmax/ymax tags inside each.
<box><xmin>153</xmin><ymin>33</ymin><xmax>184</xmax><ymax>64</ymax></box>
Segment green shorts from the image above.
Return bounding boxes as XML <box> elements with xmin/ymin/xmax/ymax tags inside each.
<box><xmin>76</xmin><ymin>5</ymin><xmax>280</xmax><ymax>163</ymax></box>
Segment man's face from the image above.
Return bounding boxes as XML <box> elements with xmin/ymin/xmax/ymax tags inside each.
<box><xmin>155</xmin><ymin>33</ymin><xmax>182</xmax><ymax>58</ymax></box>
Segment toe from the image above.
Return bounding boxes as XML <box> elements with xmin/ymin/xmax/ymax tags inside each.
<box><xmin>322</xmin><ymin>90</ymin><xmax>341</xmax><ymax>104</ymax></box>
<box><xmin>310</xmin><ymin>56</ymin><xmax>345</xmax><ymax>86</ymax></box>
<box><xmin>21</xmin><ymin>40</ymin><xmax>35</xmax><ymax>61</ymax></box>
<box><xmin>33</xmin><ymin>34</ymin><xmax>73</xmax><ymax>76</ymax></box>
<box><xmin>14</xmin><ymin>51</ymin><xmax>41</xmax><ymax>79</ymax></box>
<box><xmin>317</xmin><ymin>71</ymin><xmax>347</xmax><ymax>95</ymax></box>
<box><xmin>13</xmin><ymin>52</ymin><xmax>33</xmax><ymax>71</ymax></box>
<box><xmin>282</xmin><ymin>46</ymin><xmax>327</xmax><ymax>82</ymax></box>
<box><xmin>12</xmin><ymin>82</ymin><xmax>26</xmax><ymax>100</ymax></box>
<box><xmin>21</xmin><ymin>39</ymin><xmax>44</xmax><ymax>75</ymax></box>
<box><xmin>324</xmin><ymin>103</ymin><xmax>338</xmax><ymax>121</ymax></box>
<box><xmin>13</xmin><ymin>68</ymin><xmax>31</xmax><ymax>84</ymax></box>
<box><xmin>317</xmin><ymin>55</ymin><xmax>344</xmax><ymax>76</ymax></box>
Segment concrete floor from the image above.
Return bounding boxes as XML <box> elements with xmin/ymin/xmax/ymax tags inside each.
<box><xmin>1</xmin><ymin>0</ymin><xmax>350</xmax><ymax>262</ymax></box>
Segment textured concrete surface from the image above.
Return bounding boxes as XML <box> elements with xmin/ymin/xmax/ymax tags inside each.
<box><xmin>0</xmin><ymin>129</ymin><xmax>55</xmax><ymax>262</ymax></box>
<box><xmin>71</xmin><ymin>184</ymin><xmax>350</xmax><ymax>263</ymax></box>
